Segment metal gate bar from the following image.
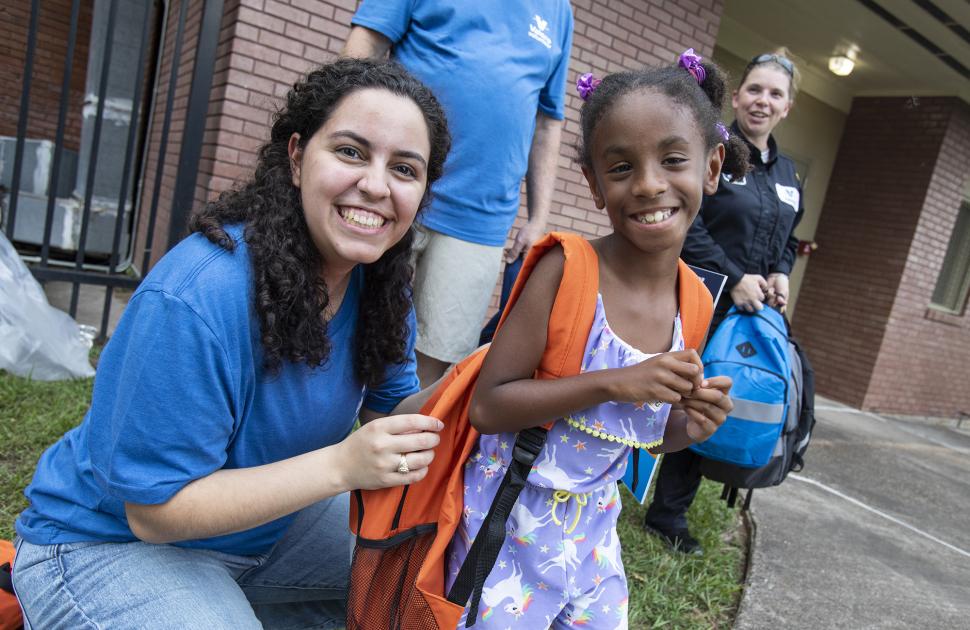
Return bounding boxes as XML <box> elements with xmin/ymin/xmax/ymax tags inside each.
<box><xmin>5</xmin><ymin>0</ymin><xmax>41</xmax><ymax>240</ymax></box>
<box><xmin>41</xmin><ymin>0</ymin><xmax>83</xmax><ymax>266</ymax></box>
<box><xmin>100</xmin><ymin>0</ymin><xmax>156</xmax><ymax>337</ymax></box>
<box><xmin>70</xmin><ymin>0</ymin><xmax>120</xmax><ymax>316</ymax></box>
<box><xmin>168</xmin><ymin>0</ymin><xmax>225</xmax><ymax>249</ymax></box>
<box><xmin>141</xmin><ymin>0</ymin><xmax>190</xmax><ymax>275</ymax></box>
<box><xmin>4</xmin><ymin>0</ymin><xmax>225</xmax><ymax>342</ymax></box>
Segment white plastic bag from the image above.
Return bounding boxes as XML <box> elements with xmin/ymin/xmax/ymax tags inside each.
<box><xmin>0</xmin><ymin>230</ymin><xmax>95</xmax><ymax>380</ymax></box>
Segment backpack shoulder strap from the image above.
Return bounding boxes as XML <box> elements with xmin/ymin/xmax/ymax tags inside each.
<box><xmin>498</xmin><ymin>232</ymin><xmax>599</xmax><ymax>377</ymax></box>
<box><xmin>677</xmin><ymin>259</ymin><xmax>714</xmax><ymax>350</ymax></box>
<box><xmin>448</xmin><ymin>233</ymin><xmax>598</xmax><ymax>621</ymax></box>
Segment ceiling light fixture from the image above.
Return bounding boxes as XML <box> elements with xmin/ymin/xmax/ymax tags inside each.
<box><xmin>828</xmin><ymin>54</ymin><xmax>855</xmax><ymax>76</ymax></box>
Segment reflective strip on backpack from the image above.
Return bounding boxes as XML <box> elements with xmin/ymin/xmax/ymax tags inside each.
<box><xmin>731</xmin><ymin>398</ymin><xmax>785</xmax><ymax>424</ymax></box>
<box><xmin>772</xmin><ymin>437</ymin><xmax>784</xmax><ymax>457</ymax></box>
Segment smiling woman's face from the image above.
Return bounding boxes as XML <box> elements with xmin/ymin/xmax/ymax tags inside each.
<box><xmin>732</xmin><ymin>65</ymin><xmax>792</xmax><ymax>148</ymax></box>
<box><xmin>288</xmin><ymin>87</ymin><xmax>431</xmax><ymax>276</ymax></box>
<box><xmin>583</xmin><ymin>88</ymin><xmax>721</xmax><ymax>256</ymax></box>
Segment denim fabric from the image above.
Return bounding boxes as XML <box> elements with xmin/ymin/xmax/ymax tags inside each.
<box><xmin>13</xmin><ymin>495</ymin><xmax>351</xmax><ymax>629</ymax></box>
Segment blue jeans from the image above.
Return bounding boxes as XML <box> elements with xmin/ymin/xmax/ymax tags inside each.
<box><xmin>13</xmin><ymin>494</ymin><xmax>351</xmax><ymax>629</ymax></box>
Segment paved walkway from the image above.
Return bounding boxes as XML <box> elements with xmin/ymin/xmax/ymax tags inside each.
<box><xmin>44</xmin><ymin>280</ymin><xmax>129</xmax><ymax>338</ymax></box>
<box><xmin>735</xmin><ymin>397</ymin><xmax>970</xmax><ymax>629</ymax></box>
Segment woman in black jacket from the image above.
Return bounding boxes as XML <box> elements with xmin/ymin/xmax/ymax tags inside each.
<box><xmin>644</xmin><ymin>48</ymin><xmax>803</xmax><ymax>554</ymax></box>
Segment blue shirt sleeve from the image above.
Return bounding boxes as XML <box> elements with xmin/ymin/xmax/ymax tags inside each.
<box><xmin>538</xmin><ymin>4</ymin><xmax>573</xmax><ymax>120</ymax></box>
<box><xmin>350</xmin><ymin>0</ymin><xmax>416</xmax><ymax>44</ymax></box>
<box><xmin>362</xmin><ymin>307</ymin><xmax>420</xmax><ymax>413</ymax></box>
<box><xmin>88</xmin><ymin>290</ymin><xmax>238</xmax><ymax>505</ymax></box>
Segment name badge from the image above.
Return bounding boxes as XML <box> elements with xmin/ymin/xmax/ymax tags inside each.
<box><xmin>776</xmin><ymin>183</ymin><xmax>800</xmax><ymax>212</ymax></box>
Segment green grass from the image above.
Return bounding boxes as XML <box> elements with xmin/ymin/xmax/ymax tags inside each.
<box><xmin>0</xmin><ymin>372</ymin><xmax>93</xmax><ymax>539</ymax></box>
<box><xmin>618</xmin><ymin>480</ymin><xmax>746</xmax><ymax>628</ymax></box>
<box><xmin>0</xmin><ymin>367</ymin><xmax>745</xmax><ymax>628</ymax></box>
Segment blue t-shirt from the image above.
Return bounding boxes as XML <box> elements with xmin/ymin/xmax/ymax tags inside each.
<box><xmin>16</xmin><ymin>226</ymin><xmax>419</xmax><ymax>556</ymax></box>
<box><xmin>352</xmin><ymin>0</ymin><xmax>573</xmax><ymax>246</ymax></box>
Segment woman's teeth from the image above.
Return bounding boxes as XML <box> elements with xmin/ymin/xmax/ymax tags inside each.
<box><xmin>637</xmin><ymin>209</ymin><xmax>673</xmax><ymax>224</ymax></box>
<box><xmin>340</xmin><ymin>208</ymin><xmax>386</xmax><ymax>228</ymax></box>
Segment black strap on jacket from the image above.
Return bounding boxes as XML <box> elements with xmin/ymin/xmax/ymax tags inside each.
<box><xmin>447</xmin><ymin>426</ymin><xmax>548</xmax><ymax>625</ymax></box>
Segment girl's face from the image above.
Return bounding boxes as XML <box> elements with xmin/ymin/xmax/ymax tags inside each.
<box><xmin>732</xmin><ymin>65</ymin><xmax>792</xmax><ymax>146</ymax></box>
<box><xmin>582</xmin><ymin>89</ymin><xmax>722</xmax><ymax>255</ymax></box>
<box><xmin>288</xmin><ymin>88</ymin><xmax>431</xmax><ymax>277</ymax></box>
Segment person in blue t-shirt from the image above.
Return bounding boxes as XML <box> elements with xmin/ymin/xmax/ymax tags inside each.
<box><xmin>12</xmin><ymin>59</ymin><xmax>452</xmax><ymax>629</ymax></box>
<box><xmin>342</xmin><ymin>1</ymin><xmax>574</xmax><ymax>387</ymax></box>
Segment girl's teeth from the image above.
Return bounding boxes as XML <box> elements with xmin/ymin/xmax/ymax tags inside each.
<box><xmin>638</xmin><ymin>209</ymin><xmax>672</xmax><ymax>224</ymax></box>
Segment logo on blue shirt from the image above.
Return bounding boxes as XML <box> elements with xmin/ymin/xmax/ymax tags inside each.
<box><xmin>529</xmin><ymin>14</ymin><xmax>553</xmax><ymax>48</ymax></box>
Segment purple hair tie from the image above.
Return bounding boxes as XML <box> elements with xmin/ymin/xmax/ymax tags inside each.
<box><xmin>678</xmin><ymin>48</ymin><xmax>706</xmax><ymax>84</ymax></box>
<box><xmin>576</xmin><ymin>73</ymin><xmax>601</xmax><ymax>101</ymax></box>
<box><xmin>715</xmin><ymin>122</ymin><xmax>729</xmax><ymax>142</ymax></box>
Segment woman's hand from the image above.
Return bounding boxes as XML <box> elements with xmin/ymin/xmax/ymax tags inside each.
<box><xmin>730</xmin><ymin>274</ymin><xmax>768</xmax><ymax>312</ymax></box>
<box><xmin>765</xmin><ymin>273</ymin><xmax>790</xmax><ymax>313</ymax></box>
<box><xmin>336</xmin><ymin>414</ymin><xmax>443</xmax><ymax>490</ymax></box>
<box><xmin>125</xmin><ymin>414</ymin><xmax>443</xmax><ymax>544</ymax></box>
<box><xmin>682</xmin><ymin>375</ymin><xmax>733</xmax><ymax>443</ymax></box>
<box><xmin>611</xmin><ymin>350</ymin><xmax>704</xmax><ymax>405</ymax></box>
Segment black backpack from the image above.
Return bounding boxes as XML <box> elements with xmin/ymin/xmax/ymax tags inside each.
<box><xmin>699</xmin><ymin>317</ymin><xmax>816</xmax><ymax>510</ymax></box>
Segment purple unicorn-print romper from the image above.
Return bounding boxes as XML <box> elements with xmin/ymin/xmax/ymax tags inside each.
<box><xmin>446</xmin><ymin>295</ymin><xmax>685</xmax><ymax>629</ymax></box>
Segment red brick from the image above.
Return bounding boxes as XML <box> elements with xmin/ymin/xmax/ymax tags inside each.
<box><xmin>0</xmin><ymin>0</ymin><xmax>93</xmax><ymax>151</ymax></box>
<box><xmin>794</xmin><ymin>97</ymin><xmax>970</xmax><ymax>416</ymax></box>
<box><xmin>264</xmin><ymin>0</ymin><xmax>310</xmax><ymax>26</ymax></box>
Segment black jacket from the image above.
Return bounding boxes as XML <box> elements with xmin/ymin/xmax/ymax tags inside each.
<box><xmin>682</xmin><ymin>122</ymin><xmax>803</xmax><ymax>313</ymax></box>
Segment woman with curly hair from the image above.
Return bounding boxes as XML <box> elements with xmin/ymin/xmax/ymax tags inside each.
<box><xmin>12</xmin><ymin>58</ymin><xmax>451</xmax><ymax>629</ymax></box>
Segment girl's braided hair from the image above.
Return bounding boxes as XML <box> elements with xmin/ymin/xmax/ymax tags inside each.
<box><xmin>577</xmin><ymin>58</ymin><xmax>750</xmax><ymax>180</ymax></box>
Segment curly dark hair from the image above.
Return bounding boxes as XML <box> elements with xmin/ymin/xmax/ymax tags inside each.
<box><xmin>577</xmin><ymin>58</ymin><xmax>750</xmax><ymax>180</ymax></box>
<box><xmin>189</xmin><ymin>58</ymin><xmax>450</xmax><ymax>387</ymax></box>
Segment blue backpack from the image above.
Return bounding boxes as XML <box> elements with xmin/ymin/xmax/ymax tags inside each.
<box><xmin>689</xmin><ymin>306</ymin><xmax>793</xmax><ymax>468</ymax></box>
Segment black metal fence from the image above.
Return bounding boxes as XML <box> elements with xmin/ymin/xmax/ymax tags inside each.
<box><xmin>3</xmin><ymin>0</ymin><xmax>223</xmax><ymax>341</ymax></box>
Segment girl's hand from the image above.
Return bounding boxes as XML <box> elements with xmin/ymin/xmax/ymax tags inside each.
<box><xmin>682</xmin><ymin>375</ymin><xmax>733</xmax><ymax>443</ymax></box>
<box><xmin>336</xmin><ymin>414</ymin><xmax>443</xmax><ymax>490</ymax></box>
<box><xmin>613</xmin><ymin>349</ymin><xmax>704</xmax><ymax>405</ymax></box>
<box><xmin>765</xmin><ymin>273</ymin><xmax>790</xmax><ymax>313</ymax></box>
<box><xmin>730</xmin><ymin>274</ymin><xmax>768</xmax><ymax>312</ymax></box>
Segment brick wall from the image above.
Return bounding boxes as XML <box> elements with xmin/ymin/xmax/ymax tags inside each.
<box><xmin>517</xmin><ymin>0</ymin><xmax>725</xmax><ymax>248</ymax></box>
<box><xmin>201</xmin><ymin>0</ymin><xmax>354</xmax><ymax>198</ymax></box>
<box><xmin>866</xmin><ymin>100</ymin><xmax>970</xmax><ymax>417</ymax></box>
<box><xmin>793</xmin><ymin>97</ymin><xmax>970</xmax><ymax>416</ymax></box>
<box><xmin>0</xmin><ymin>0</ymin><xmax>93</xmax><ymax>152</ymax></box>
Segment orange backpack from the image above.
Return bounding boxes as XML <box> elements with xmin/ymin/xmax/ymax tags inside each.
<box><xmin>347</xmin><ymin>233</ymin><xmax>712</xmax><ymax>629</ymax></box>
<box><xmin>1</xmin><ymin>540</ymin><xmax>21</xmax><ymax>630</ymax></box>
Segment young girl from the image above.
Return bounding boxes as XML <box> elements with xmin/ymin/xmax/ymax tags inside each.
<box><xmin>645</xmin><ymin>48</ymin><xmax>804</xmax><ymax>554</ymax></box>
<box><xmin>445</xmin><ymin>51</ymin><xmax>748</xmax><ymax>629</ymax></box>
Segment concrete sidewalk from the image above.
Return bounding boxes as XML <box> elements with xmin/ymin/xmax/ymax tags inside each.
<box><xmin>44</xmin><ymin>280</ymin><xmax>130</xmax><ymax>338</ymax></box>
<box><xmin>734</xmin><ymin>397</ymin><xmax>970</xmax><ymax>629</ymax></box>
